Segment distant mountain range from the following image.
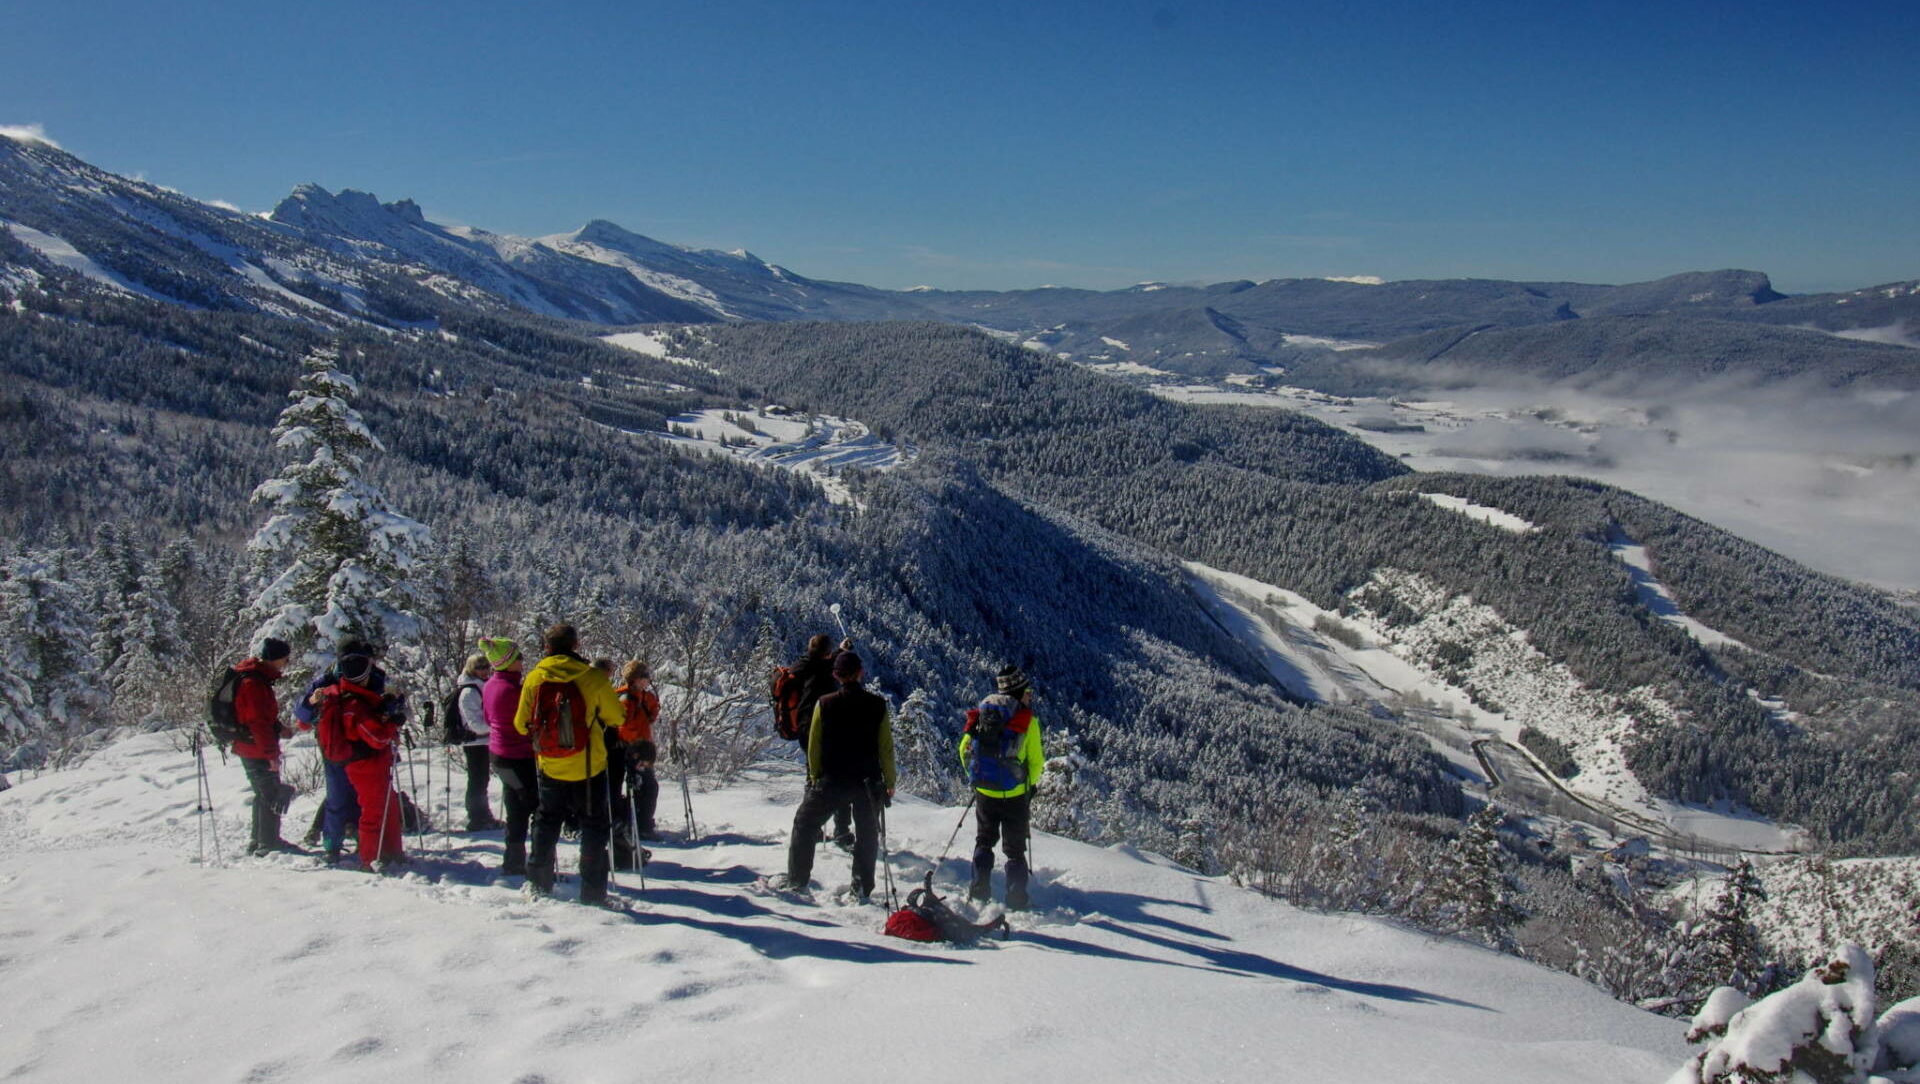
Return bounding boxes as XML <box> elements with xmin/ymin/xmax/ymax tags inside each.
<box><xmin>2</xmin><ymin>132</ymin><xmax>1916</xmax><ymax>390</ymax></box>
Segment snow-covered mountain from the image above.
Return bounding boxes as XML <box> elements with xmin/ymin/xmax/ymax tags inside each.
<box><xmin>0</xmin><ymin>731</ymin><xmax>1689</xmax><ymax>1082</ymax></box>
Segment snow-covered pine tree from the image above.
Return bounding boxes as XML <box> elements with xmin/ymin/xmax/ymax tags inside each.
<box><xmin>1441</xmin><ymin>803</ymin><xmax>1523</xmax><ymax>951</ymax></box>
<box><xmin>890</xmin><ymin>687</ymin><xmax>961</xmax><ymax>804</ymax></box>
<box><xmin>245</xmin><ymin>346</ymin><xmax>430</xmax><ymax>667</ymax></box>
<box><xmin>0</xmin><ymin>551</ymin><xmax>104</xmax><ymax>765</ymax></box>
<box><xmin>102</xmin><ymin>563</ymin><xmax>179</xmax><ymax>728</ymax></box>
<box><xmin>1704</xmin><ymin>859</ymin><xmax>1770</xmax><ymax>996</ymax></box>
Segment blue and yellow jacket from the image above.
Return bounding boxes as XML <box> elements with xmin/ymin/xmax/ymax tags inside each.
<box><xmin>958</xmin><ymin>700</ymin><xmax>1044</xmax><ymax>799</ymax></box>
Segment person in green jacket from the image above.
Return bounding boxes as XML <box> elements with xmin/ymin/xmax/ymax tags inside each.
<box><xmin>781</xmin><ymin>651</ymin><xmax>895</xmax><ymax>899</ymax></box>
<box><xmin>513</xmin><ymin>623</ymin><xmax>633</xmax><ymax>905</ymax></box>
<box><xmin>959</xmin><ymin>665</ymin><xmax>1044</xmax><ymax>910</ymax></box>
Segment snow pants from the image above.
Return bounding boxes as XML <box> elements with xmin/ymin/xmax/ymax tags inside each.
<box><xmin>344</xmin><ymin>755</ymin><xmax>404</xmax><ymax>868</ymax></box>
<box><xmin>529</xmin><ymin>770</ymin><xmax>611</xmax><ymax>903</ymax></box>
<box><xmin>462</xmin><ymin>744</ymin><xmax>494</xmax><ymax>829</ymax></box>
<box><xmin>321</xmin><ymin>759</ymin><xmax>360</xmax><ymax>855</ymax></box>
<box><xmin>632</xmin><ymin>764</ymin><xmax>660</xmax><ymax>836</ymax></box>
<box><xmin>788</xmin><ymin>779</ymin><xmax>880</xmax><ymax>896</ymax></box>
<box><xmin>971</xmin><ymin>793</ymin><xmax>1031</xmax><ymax>902</ymax></box>
<box><xmin>492</xmin><ymin>755</ymin><xmax>539</xmax><ymax>874</ymax></box>
<box><xmin>241</xmin><ymin>756</ymin><xmax>293</xmax><ymax>852</ymax></box>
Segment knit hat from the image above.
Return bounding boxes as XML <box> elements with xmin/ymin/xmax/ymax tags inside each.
<box><xmin>996</xmin><ymin>665</ymin><xmax>1029</xmax><ymax>696</ymax></box>
<box><xmin>479</xmin><ymin>637</ymin><xmax>520</xmax><ymax>668</ymax></box>
<box><xmin>258</xmin><ymin>637</ymin><xmax>291</xmax><ymax>663</ymax></box>
<box><xmin>338</xmin><ymin>638</ymin><xmax>375</xmax><ymax>660</ymax></box>
<box><xmin>832</xmin><ymin>650</ymin><xmax>864</xmax><ymax>680</ymax></box>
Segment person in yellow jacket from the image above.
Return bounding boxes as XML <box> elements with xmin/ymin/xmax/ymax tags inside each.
<box><xmin>958</xmin><ymin>665</ymin><xmax>1045</xmax><ymax>910</ymax></box>
<box><xmin>514</xmin><ymin>623</ymin><xmax>632</xmax><ymax>905</ymax></box>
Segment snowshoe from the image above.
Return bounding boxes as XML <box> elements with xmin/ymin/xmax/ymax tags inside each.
<box><xmin>754</xmin><ymin>874</ymin><xmax>814</xmax><ymax>902</ymax></box>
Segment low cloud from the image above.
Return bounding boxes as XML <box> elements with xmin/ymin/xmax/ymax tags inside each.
<box><xmin>0</xmin><ymin>123</ymin><xmax>61</xmax><ymax>149</ymax></box>
<box><xmin>1386</xmin><ymin>375</ymin><xmax>1920</xmax><ymax>589</ymax></box>
<box><xmin>1826</xmin><ymin>324</ymin><xmax>1920</xmax><ymax>350</ymax></box>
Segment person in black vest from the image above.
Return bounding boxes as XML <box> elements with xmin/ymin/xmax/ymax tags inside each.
<box><xmin>789</xmin><ymin>633</ymin><xmax>854</xmax><ymax>848</ymax></box>
<box><xmin>781</xmin><ymin>650</ymin><xmax>894</xmax><ymax>899</ymax></box>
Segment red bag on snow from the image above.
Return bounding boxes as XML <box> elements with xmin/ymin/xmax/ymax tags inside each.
<box><xmin>881</xmin><ymin>873</ymin><xmax>1011</xmax><ymax>944</ymax></box>
<box><xmin>884</xmin><ymin>908</ymin><xmax>943</xmax><ymax>942</ymax></box>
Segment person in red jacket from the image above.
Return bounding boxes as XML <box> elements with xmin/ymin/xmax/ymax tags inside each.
<box><xmin>315</xmin><ymin>652</ymin><xmax>407</xmax><ymax>871</ymax></box>
<box><xmin>614</xmin><ymin>660</ymin><xmax>661</xmax><ymax>855</ymax></box>
<box><xmin>232</xmin><ymin>638</ymin><xmax>303</xmax><ymax>857</ymax></box>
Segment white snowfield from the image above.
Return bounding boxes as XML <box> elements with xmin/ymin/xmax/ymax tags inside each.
<box><xmin>1419</xmin><ymin>492</ymin><xmax>1540</xmax><ymax>534</ymax></box>
<box><xmin>657</xmin><ymin>409</ymin><xmax>916</xmax><ymax>504</ymax></box>
<box><xmin>0</xmin><ymin>732</ymin><xmax>1689</xmax><ymax>1082</ymax></box>
<box><xmin>1</xmin><ymin>218</ymin><xmax>184</xmax><ymax>304</ymax></box>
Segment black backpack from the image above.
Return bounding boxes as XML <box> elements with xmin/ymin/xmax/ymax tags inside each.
<box><xmin>207</xmin><ymin>668</ymin><xmax>254</xmax><ymax>747</ymax></box>
<box><xmin>440</xmin><ymin>685</ymin><xmax>474</xmax><ymax>744</ymax></box>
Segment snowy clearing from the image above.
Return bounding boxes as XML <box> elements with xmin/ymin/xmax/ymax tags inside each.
<box><xmin>600</xmin><ymin>330</ymin><xmax>673</xmax><ymax>358</ymax></box>
<box><xmin>1419</xmin><ymin>492</ymin><xmax>1539</xmax><ymax>533</ymax></box>
<box><xmin>1608</xmin><ymin>534</ymin><xmax>1751</xmax><ymax>652</ymax></box>
<box><xmin>0</xmin><ymin>731</ymin><xmax>1688</xmax><ymax>1082</ymax></box>
<box><xmin>651</xmin><ymin>409</ymin><xmax>916</xmax><ymax>505</ymax></box>
<box><xmin>1</xmin><ymin>218</ymin><xmax>186</xmax><ymax>304</ymax></box>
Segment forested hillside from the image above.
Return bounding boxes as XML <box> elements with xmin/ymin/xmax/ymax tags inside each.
<box><xmin>681</xmin><ymin>321</ymin><xmax>1920</xmax><ymax>852</ymax></box>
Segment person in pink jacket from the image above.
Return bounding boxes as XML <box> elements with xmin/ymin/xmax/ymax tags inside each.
<box><xmin>480</xmin><ymin>637</ymin><xmax>537</xmax><ymax>877</ymax></box>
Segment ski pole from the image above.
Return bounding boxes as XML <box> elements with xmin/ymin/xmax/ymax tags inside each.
<box><xmin>829</xmin><ymin>602</ymin><xmax>849</xmax><ymax>642</ymax></box>
<box><xmin>628</xmin><ymin>762</ymin><xmax>645</xmax><ymax>893</ymax></box>
<box><xmin>374</xmin><ymin>759</ymin><xmax>394</xmax><ymax>870</ymax></box>
<box><xmin>422</xmin><ymin>701</ymin><xmax>433</xmax><ymax>848</ymax></box>
<box><xmin>405</xmin><ymin>727</ymin><xmax>424</xmax><ymax>851</ymax></box>
<box><xmin>936</xmin><ymin>791</ymin><xmax>977</xmax><ymax>872</ymax></box>
<box><xmin>876</xmin><ymin>782</ymin><xmax>898</xmax><ymax>910</ymax></box>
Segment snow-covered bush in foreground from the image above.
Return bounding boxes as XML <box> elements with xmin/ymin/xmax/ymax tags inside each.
<box><xmin>1669</xmin><ymin>944</ymin><xmax>1920</xmax><ymax>1083</ymax></box>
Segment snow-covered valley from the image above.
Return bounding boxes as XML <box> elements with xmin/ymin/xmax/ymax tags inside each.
<box><xmin>0</xmin><ymin>732</ymin><xmax>1689</xmax><ymax>1082</ymax></box>
<box><xmin>1184</xmin><ymin>560</ymin><xmax>1808</xmax><ymax>857</ymax></box>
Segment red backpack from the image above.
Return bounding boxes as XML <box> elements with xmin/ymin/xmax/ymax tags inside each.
<box><xmin>529</xmin><ymin>679</ymin><xmax>592</xmax><ymax>758</ymax></box>
<box><xmin>769</xmin><ymin>666</ymin><xmax>805</xmax><ymax>741</ymax></box>
<box><xmin>317</xmin><ymin>684</ymin><xmax>394</xmax><ymax>763</ymax></box>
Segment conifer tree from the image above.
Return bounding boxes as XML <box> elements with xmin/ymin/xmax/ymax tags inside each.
<box><xmin>1703</xmin><ymin>859</ymin><xmax>1770</xmax><ymax>996</ymax></box>
<box><xmin>891</xmin><ymin>687</ymin><xmax>960</xmax><ymax>803</ymax></box>
<box><xmin>103</xmin><ymin>564</ymin><xmax>179</xmax><ymax>727</ymax></box>
<box><xmin>0</xmin><ymin>552</ymin><xmax>103</xmax><ymax>762</ymax></box>
<box><xmin>245</xmin><ymin>346</ymin><xmax>430</xmax><ymax>665</ymax></box>
<box><xmin>1442</xmin><ymin>803</ymin><xmax>1523</xmax><ymax>950</ymax></box>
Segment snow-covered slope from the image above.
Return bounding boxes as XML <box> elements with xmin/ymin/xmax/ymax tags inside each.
<box><xmin>0</xmin><ymin>732</ymin><xmax>1688</xmax><ymax>1082</ymax></box>
<box><xmin>1185</xmin><ymin>561</ymin><xmax>1806</xmax><ymax>855</ymax></box>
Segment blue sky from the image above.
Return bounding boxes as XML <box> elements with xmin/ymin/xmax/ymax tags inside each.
<box><xmin>5</xmin><ymin>0</ymin><xmax>1916</xmax><ymax>292</ymax></box>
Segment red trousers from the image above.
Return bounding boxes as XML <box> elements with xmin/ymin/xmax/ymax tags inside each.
<box><xmin>344</xmin><ymin>755</ymin><xmax>404</xmax><ymax>867</ymax></box>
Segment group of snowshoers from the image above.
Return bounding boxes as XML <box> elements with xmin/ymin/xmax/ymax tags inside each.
<box><xmin>220</xmin><ymin>622</ymin><xmax>1045</xmax><ymax>912</ymax></box>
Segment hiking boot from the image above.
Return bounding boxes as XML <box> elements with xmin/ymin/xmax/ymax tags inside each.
<box><xmin>969</xmin><ymin>876</ymin><xmax>992</xmax><ymax>903</ymax></box>
<box><xmin>766</xmin><ymin>873</ymin><xmax>811</xmax><ymax>896</ymax></box>
<box><xmin>252</xmin><ymin>839</ymin><xmax>309</xmax><ymax>857</ymax></box>
<box><xmin>831</xmin><ymin>831</ymin><xmax>856</xmax><ymax>852</ymax></box>
<box><xmin>1006</xmin><ymin>883</ymin><xmax>1031</xmax><ymax>911</ymax></box>
<box><xmin>467</xmin><ymin>817</ymin><xmax>504</xmax><ymax>832</ymax></box>
<box><xmin>500</xmin><ymin>860</ymin><xmax>526</xmax><ymax>877</ymax></box>
<box><xmin>373</xmin><ymin>856</ymin><xmax>410</xmax><ymax>875</ymax></box>
<box><xmin>323</xmin><ymin>847</ymin><xmax>344</xmax><ymax>866</ymax></box>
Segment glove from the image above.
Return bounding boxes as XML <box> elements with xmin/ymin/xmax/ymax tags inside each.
<box><xmin>631</xmin><ymin>740</ymin><xmax>657</xmax><ymax>765</ymax></box>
